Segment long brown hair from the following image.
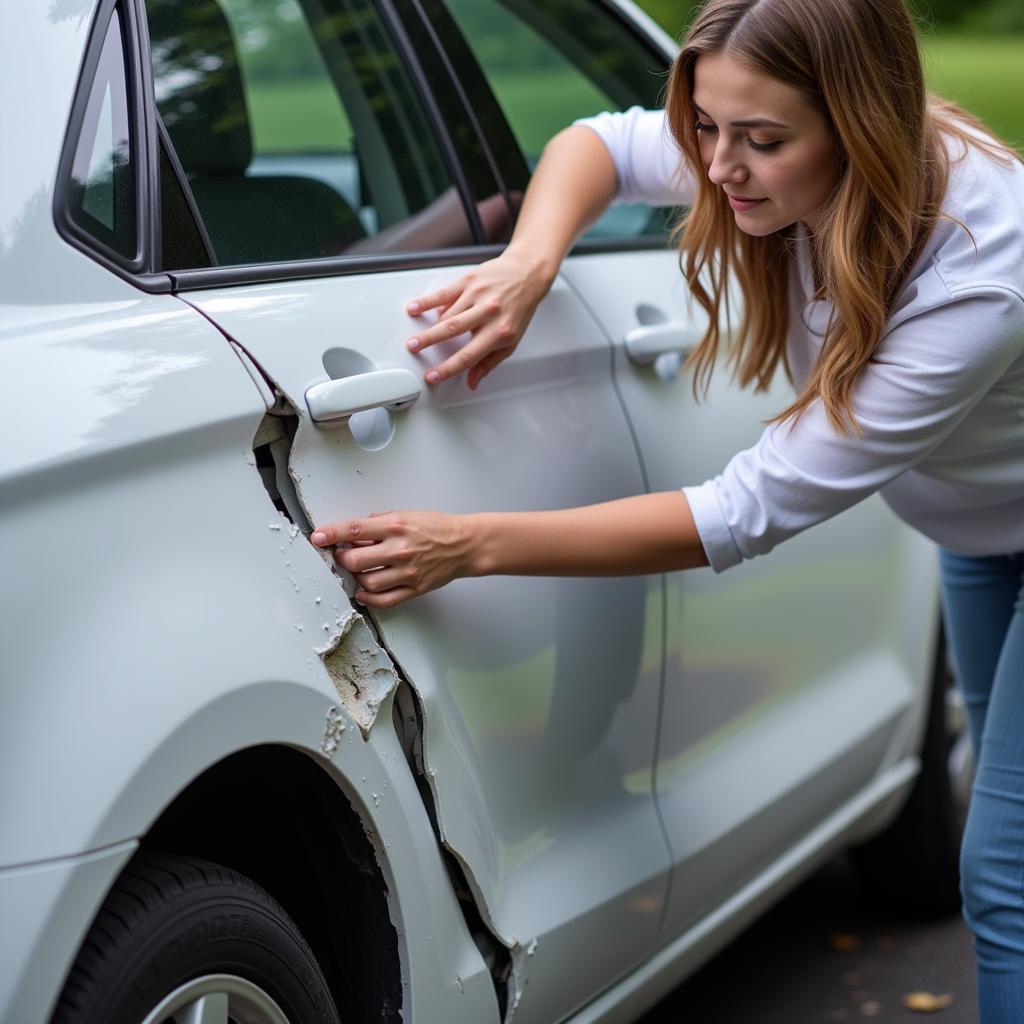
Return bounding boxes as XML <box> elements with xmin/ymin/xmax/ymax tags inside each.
<box><xmin>665</xmin><ymin>0</ymin><xmax>1018</xmax><ymax>432</ymax></box>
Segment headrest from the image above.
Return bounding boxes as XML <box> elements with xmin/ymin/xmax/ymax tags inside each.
<box><xmin>147</xmin><ymin>0</ymin><xmax>252</xmax><ymax>175</ymax></box>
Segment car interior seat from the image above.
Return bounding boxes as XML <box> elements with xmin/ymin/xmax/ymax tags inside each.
<box><xmin>146</xmin><ymin>0</ymin><xmax>367</xmax><ymax>265</ymax></box>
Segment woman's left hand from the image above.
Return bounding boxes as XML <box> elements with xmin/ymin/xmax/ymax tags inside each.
<box><xmin>311</xmin><ymin>511</ymin><xmax>474</xmax><ymax>608</ymax></box>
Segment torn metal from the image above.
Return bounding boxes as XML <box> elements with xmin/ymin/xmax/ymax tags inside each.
<box><xmin>392</xmin><ymin>682</ymin><xmax>516</xmax><ymax>1017</ymax></box>
<box><xmin>249</xmin><ymin>398</ymin><xmax>518</xmax><ymax>1016</ymax></box>
<box><xmin>253</xmin><ymin>409</ymin><xmax>392</xmax><ymax>736</ymax></box>
<box><xmin>317</xmin><ymin>614</ymin><xmax>399</xmax><ymax>738</ymax></box>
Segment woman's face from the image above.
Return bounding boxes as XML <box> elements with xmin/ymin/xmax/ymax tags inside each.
<box><xmin>692</xmin><ymin>51</ymin><xmax>842</xmax><ymax>235</ymax></box>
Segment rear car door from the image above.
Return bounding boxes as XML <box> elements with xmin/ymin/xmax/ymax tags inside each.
<box><xmin>433</xmin><ymin>0</ymin><xmax>936</xmax><ymax>943</ymax></box>
<box><xmin>139</xmin><ymin>0</ymin><xmax>672</xmax><ymax>1018</ymax></box>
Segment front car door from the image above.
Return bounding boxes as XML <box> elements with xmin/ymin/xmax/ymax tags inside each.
<box><xmin>139</xmin><ymin>0</ymin><xmax>672</xmax><ymax>1018</ymax></box>
<box><xmin>431</xmin><ymin>0</ymin><xmax>940</xmax><ymax>948</ymax></box>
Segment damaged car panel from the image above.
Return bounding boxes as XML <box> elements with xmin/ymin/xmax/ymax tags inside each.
<box><xmin>186</xmin><ymin>269</ymin><xmax>673</xmax><ymax>1022</ymax></box>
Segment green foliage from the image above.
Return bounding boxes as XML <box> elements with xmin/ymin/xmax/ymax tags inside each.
<box><xmin>634</xmin><ymin>0</ymin><xmax>1024</xmax><ymax>31</ymax></box>
<box><xmin>958</xmin><ymin>0</ymin><xmax>1024</xmax><ymax>33</ymax></box>
<box><xmin>632</xmin><ymin>0</ymin><xmax>700</xmax><ymax>36</ymax></box>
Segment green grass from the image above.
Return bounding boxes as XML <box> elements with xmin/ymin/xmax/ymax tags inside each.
<box><xmin>246</xmin><ymin>79</ymin><xmax>352</xmax><ymax>153</ymax></box>
<box><xmin>919</xmin><ymin>35</ymin><xmax>1024</xmax><ymax>147</ymax></box>
<box><xmin>485</xmin><ymin>69</ymin><xmax>613</xmax><ymax>158</ymax></box>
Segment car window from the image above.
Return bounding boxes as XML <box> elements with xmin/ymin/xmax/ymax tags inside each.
<box><xmin>144</xmin><ymin>0</ymin><xmax>476</xmax><ymax>267</ymax></box>
<box><xmin>66</xmin><ymin>6</ymin><xmax>137</xmax><ymax>263</ymax></box>
<box><xmin>441</xmin><ymin>0</ymin><xmax>677</xmax><ymax>241</ymax></box>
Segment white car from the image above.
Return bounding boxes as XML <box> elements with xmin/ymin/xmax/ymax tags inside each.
<box><xmin>1</xmin><ymin>0</ymin><xmax>968</xmax><ymax>1022</ymax></box>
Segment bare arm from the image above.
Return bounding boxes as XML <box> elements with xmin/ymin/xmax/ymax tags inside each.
<box><xmin>405</xmin><ymin>125</ymin><xmax>619</xmax><ymax>389</ymax></box>
<box><xmin>501</xmin><ymin>125</ymin><xmax>619</xmax><ymax>283</ymax></box>
<box><xmin>311</xmin><ymin>491</ymin><xmax>709</xmax><ymax>609</ymax></box>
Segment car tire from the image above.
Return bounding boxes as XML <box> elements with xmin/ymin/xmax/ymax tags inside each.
<box><xmin>52</xmin><ymin>851</ymin><xmax>341</xmax><ymax>1024</ymax></box>
<box><xmin>852</xmin><ymin>621</ymin><xmax>969</xmax><ymax>916</ymax></box>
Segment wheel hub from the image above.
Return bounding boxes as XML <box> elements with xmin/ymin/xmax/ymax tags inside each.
<box><xmin>138</xmin><ymin>974</ymin><xmax>291</xmax><ymax>1024</ymax></box>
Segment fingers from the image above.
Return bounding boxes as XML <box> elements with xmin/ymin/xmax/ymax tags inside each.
<box><xmin>406</xmin><ymin>295</ymin><xmax>496</xmax><ymax>355</ymax></box>
<box><xmin>429</xmin><ymin>328</ymin><xmax>515</xmax><ymax>386</ymax></box>
<box><xmin>406</xmin><ymin>279</ymin><xmax>466</xmax><ymax>317</ymax></box>
<box><xmin>405</xmin><ymin>257</ymin><xmax>538</xmax><ymax>387</ymax></box>
<box><xmin>334</xmin><ymin>541</ymin><xmax>405</xmax><ymax>575</ymax></box>
<box><xmin>310</xmin><ymin>510</ymin><xmax>454</xmax><ymax>608</ymax></box>
<box><xmin>352</xmin><ymin>565</ymin><xmax>417</xmax><ymax>593</ymax></box>
<box><xmin>310</xmin><ymin>516</ymin><xmax>395</xmax><ymax>548</ymax></box>
<box><xmin>354</xmin><ymin>585</ymin><xmax>418</xmax><ymax>609</ymax></box>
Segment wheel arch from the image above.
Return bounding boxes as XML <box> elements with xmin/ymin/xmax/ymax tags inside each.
<box><xmin>140</xmin><ymin>742</ymin><xmax>403</xmax><ymax>1021</ymax></box>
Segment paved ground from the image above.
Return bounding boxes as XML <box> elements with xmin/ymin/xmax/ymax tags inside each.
<box><xmin>639</xmin><ymin>855</ymin><xmax>976</xmax><ymax>1023</ymax></box>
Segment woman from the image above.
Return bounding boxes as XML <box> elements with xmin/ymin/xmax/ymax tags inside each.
<box><xmin>311</xmin><ymin>0</ymin><xmax>1024</xmax><ymax>1013</ymax></box>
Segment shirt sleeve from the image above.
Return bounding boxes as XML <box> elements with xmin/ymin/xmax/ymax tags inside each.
<box><xmin>683</xmin><ymin>287</ymin><xmax>1024</xmax><ymax>572</ymax></box>
<box><xmin>573</xmin><ymin>106</ymin><xmax>695</xmax><ymax>207</ymax></box>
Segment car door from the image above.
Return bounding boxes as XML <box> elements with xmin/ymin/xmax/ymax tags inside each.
<box><xmin>139</xmin><ymin>0</ymin><xmax>671</xmax><ymax>1018</ymax></box>
<box><xmin>431</xmin><ymin>0</ymin><xmax>936</xmax><ymax>945</ymax></box>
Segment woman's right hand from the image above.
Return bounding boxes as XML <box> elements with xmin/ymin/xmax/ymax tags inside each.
<box><xmin>404</xmin><ymin>247</ymin><xmax>556</xmax><ymax>390</ymax></box>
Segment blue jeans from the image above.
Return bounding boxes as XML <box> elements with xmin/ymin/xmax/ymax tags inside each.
<box><xmin>940</xmin><ymin>549</ymin><xmax>1024</xmax><ymax>1023</ymax></box>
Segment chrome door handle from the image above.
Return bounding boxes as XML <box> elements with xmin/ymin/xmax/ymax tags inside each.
<box><xmin>623</xmin><ymin>322</ymin><xmax>703</xmax><ymax>366</ymax></box>
<box><xmin>305</xmin><ymin>368</ymin><xmax>421</xmax><ymax>423</ymax></box>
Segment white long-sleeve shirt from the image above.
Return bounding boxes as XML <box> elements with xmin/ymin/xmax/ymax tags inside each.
<box><xmin>577</xmin><ymin>107</ymin><xmax>1024</xmax><ymax>571</ymax></box>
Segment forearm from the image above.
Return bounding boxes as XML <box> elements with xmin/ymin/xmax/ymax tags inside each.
<box><xmin>504</xmin><ymin>125</ymin><xmax>619</xmax><ymax>282</ymax></box>
<box><xmin>467</xmin><ymin>491</ymin><xmax>709</xmax><ymax>577</ymax></box>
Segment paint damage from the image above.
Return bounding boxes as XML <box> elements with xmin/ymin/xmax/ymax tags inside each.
<box><xmin>317</xmin><ymin>613</ymin><xmax>399</xmax><ymax>738</ymax></box>
<box><xmin>504</xmin><ymin>938</ymin><xmax>540</xmax><ymax>1019</ymax></box>
<box><xmin>320</xmin><ymin>705</ymin><xmax>347</xmax><ymax>758</ymax></box>
<box><xmin>252</xmin><ymin>407</ymin><xmax>395</xmax><ymax>736</ymax></box>
<box><xmin>248</xmin><ymin>395</ymin><xmax>525</xmax><ymax>1017</ymax></box>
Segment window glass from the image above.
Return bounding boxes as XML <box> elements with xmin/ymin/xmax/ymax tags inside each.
<box><xmin>443</xmin><ymin>0</ymin><xmax>676</xmax><ymax>240</ymax></box>
<box><xmin>68</xmin><ymin>7</ymin><xmax>137</xmax><ymax>261</ymax></box>
<box><xmin>145</xmin><ymin>0</ymin><xmax>476</xmax><ymax>266</ymax></box>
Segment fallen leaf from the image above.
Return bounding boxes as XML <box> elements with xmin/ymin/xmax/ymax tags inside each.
<box><xmin>829</xmin><ymin>933</ymin><xmax>861</xmax><ymax>952</ymax></box>
<box><xmin>903</xmin><ymin>991</ymin><xmax>954</xmax><ymax>1013</ymax></box>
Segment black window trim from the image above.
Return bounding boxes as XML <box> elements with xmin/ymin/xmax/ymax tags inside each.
<box><xmin>156</xmin><ymin>114</ymin><xmax>219</xmax><ymax>268</ymax></box>
<box><xmin>165</xmin><ymin>233</ymin><xmax>674</xmax><ymax>291</ymax></box>
<box><xmin>168</xmin><ymin>245</ymin><xmax>503</xmax><ymax>290</ymax></box>
<box><xmin>54</xmin><ymin>0</ymin><xmax>173</xmax><ymax>294</ymax></box>
<box><xmin>401</xmin><ymin>0</ymin><xmax>517</xmax><ymax>215</ymax></box>
<box><xmin>375</xmin><ymin>0</ymin><xmax>488</xmax><ymax>243</ymax></box>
